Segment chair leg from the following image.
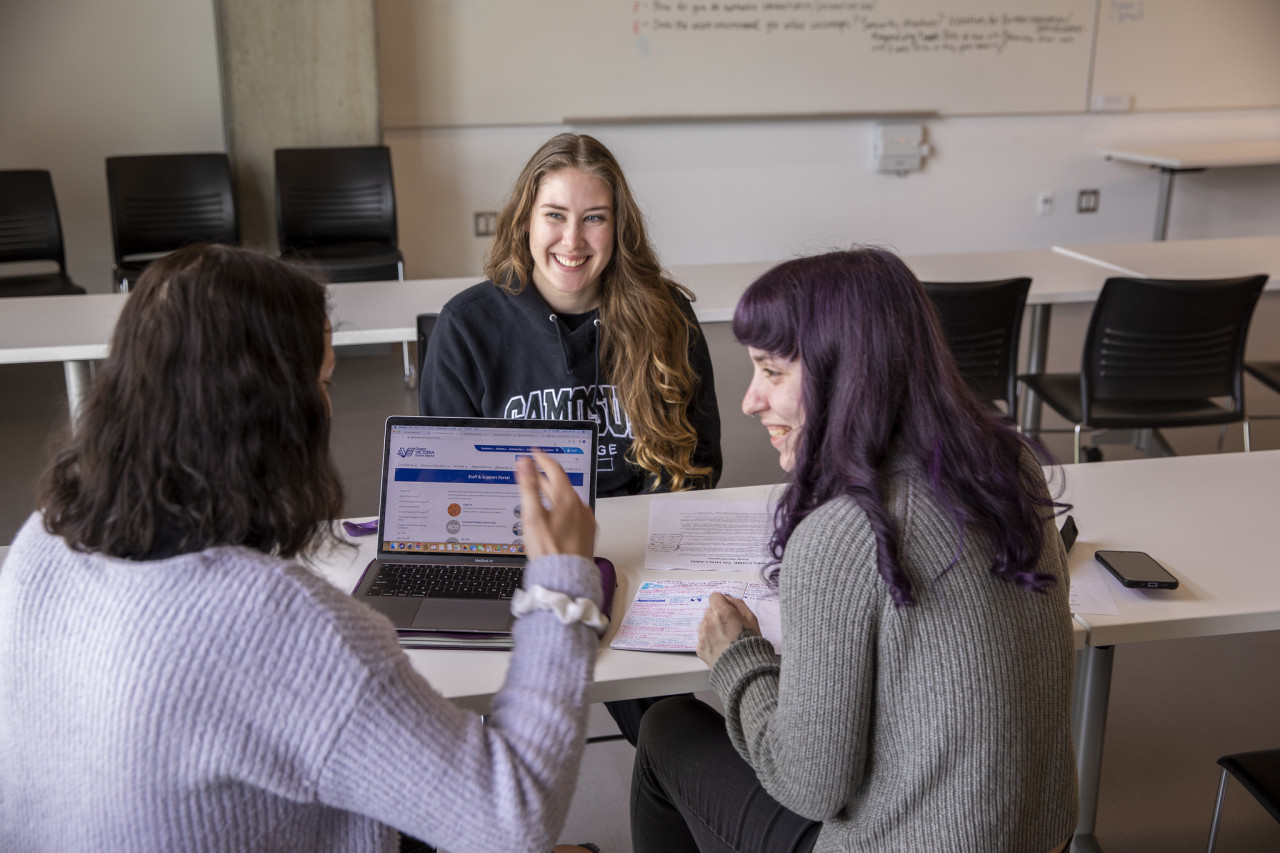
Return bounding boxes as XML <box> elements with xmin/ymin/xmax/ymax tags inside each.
<box><xmin>1243</xmin><ymin>419</ymin><xmax>1251</xmax><ymax>453</ymax></box>
<box><xmin>1206</xmin><ymin>766</ymin><xmax>1230</xmax><ymax>853</ymax></box>
<box><xmin>1073</xmin><ymin>424</ymin><xmax>1082</xmax><ymax>465</ymax></box>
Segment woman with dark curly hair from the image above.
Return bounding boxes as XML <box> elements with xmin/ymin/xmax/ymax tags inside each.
<box><xmin>0</xmin><ymin>244</ymin><xmax>603</xmax><ymax>853</ymax></box>
<box><xmin>631</xmin><ymin>248</ymin><xmax>1077</xmax><ymax>853</ymax></box>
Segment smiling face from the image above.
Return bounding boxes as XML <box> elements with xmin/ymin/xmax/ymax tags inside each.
<box><xmin>742</xmin><ymin>347</ymin><xmax>805</xmax><ymax>472</ymax></box>
<box><xmin>527</xmin><ymin>167</ymin><xmax>614</xmax><ymax>314</ymax></box>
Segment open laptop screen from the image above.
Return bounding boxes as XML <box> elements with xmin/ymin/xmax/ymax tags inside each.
<box><xmin>378</xmin><ymin>416</ymin><xmax>596</xmax><ymax>562</ymax></box>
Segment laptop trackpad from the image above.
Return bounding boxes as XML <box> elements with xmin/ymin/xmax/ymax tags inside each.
<box><xmin>411</xmin><ymin>599</ymin><xmax>514</xmax><ymax>633</ymax></box>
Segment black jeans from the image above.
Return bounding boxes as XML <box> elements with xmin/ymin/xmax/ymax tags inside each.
<box><xmin>604</xmin><ymin>694</ymin><xmax>685</xmax><ymax>746</ymax></box>
<box><xmin>631</xmin><ymin>696</ymin><xmax>821</xmax><ymax>853</ymax></box>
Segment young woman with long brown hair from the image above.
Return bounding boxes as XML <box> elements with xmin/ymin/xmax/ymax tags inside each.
<box><xmin>419</xmin><ymin>133</ymin><xmax>724</xmax><ymax>745</ymax></box>
<box><xmin>419</xmin><ymin>132</ymin><xmax>721</xmax><ymax>498</ymax></box>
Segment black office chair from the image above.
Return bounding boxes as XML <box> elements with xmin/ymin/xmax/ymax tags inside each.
<box><xmin>274</xmin><ymin>146</ymin><xmax>404</xmax><ymax>284</ymax></box>
<box><xmin>1020</xmin><ymin>274</ymin><xmax>1267</xmax><ymax>464</ymax></box>
<box><xmin>0</xmin><ymin>170</ymin><xmax>85</xmax><ymax>297</ymax></box>
<box><xmin>105</xmin><ymin>153</ymin><xmax>239</xmax><ymax>292</ymax></box>
<box><xmin>416</xmin><ymin>313</ymin><xmax>439</xmax><ymax>379</ymax></box>
<box><xmin>923</xmin><ymin>277</ymin><xmax>1031</xmax><ymax>418</ymax></box>
<box><xmin>1206</xmin><ymin>748</ymin><xmax>1280</xmax><ymax>851</ymax></box>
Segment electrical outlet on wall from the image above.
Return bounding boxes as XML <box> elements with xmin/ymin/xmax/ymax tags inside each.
<box><xmin>473</xmin><ymin>211</ymin><xmax>498</xmax><ymax>237</ymax></box>
<box><xmin>1077</xmin><ymin>189</ymin><xmax>1100</xmax><ymax>213</ymax></box>
<box><xmin>1036</xmin><ymin>191</ymin><xmax>1055</xmax><ymax>216</ymax></box>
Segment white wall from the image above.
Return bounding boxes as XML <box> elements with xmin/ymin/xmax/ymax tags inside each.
<box><xmin>0</xmin><ymin>0</ymin><xmax>224</xmax><ymax>293</ymax></box>
<box><xmin>386</xmin><ymin>109</ymin><xmax>1280</xmax><ymax>383</ymax></box>
<box><xmin>388</xmin><ymin>109</ymin><xmax>1280</xmax><ymax>281</ymax></box>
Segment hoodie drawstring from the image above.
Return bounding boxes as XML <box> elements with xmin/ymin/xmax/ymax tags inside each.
<box><xmin>592</xmin><ymin>317</ymin><xmax>602</xmax><ymax>415</ymax></box>
<box><xmin>549</xmin><ymin>313</ymin><xmax>604</xmax><ymax>419</ymax></box>
<box><xmin>548</xmin><ymin>313</ymin><xmax>574</xmax><ymax>377</ymax></box>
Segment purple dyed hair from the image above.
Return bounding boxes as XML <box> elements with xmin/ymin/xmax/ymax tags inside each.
<box><xmin>733</xmin><ymin>247</ymin><xmax>1064</xmax><ymax>606</ymax></box>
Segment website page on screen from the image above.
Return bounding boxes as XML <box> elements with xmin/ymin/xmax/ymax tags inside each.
<box><xmin>381</xmin><ymin>423</ymin><xmax>592</xmax><ymax>556</ymax></box>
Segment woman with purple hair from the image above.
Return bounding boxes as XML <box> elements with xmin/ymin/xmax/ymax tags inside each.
<box><xmin>630</xmin><ymin>248</ymin><xmax>1077</xmax><ymax>853</ymax></box>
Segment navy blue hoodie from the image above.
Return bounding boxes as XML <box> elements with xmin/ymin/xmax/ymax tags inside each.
<box><xmin>419</xmin><ymin>280</ymin><xmax>722</xmax><ymax>497</ymax></box>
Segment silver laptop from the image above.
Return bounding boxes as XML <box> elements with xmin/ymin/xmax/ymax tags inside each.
<box><xmin>353</xmin><ymin>415</ymin><xmax>598</xmax><ymax>649</ymax></box>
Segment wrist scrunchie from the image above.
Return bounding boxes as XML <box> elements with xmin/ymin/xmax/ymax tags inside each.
<box><xmin>511</xmin><ymin>584</ymin><xmax>609</xmax><ymax>635</ymax></box>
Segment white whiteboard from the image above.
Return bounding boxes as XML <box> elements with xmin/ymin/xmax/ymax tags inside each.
<box><xmin>377</xmin><ymin>0</ymin><xmax>1097</xmax><ymax>127</ymax></box>
<box><xmin>1091</xmin><ymin>0</ymin><xmax>1280</xmax><ymax>112</ymax></box>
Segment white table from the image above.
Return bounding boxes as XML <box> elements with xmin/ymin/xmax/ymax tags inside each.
<box><xmin>3</xmin><ymin>252</ymin><xmax>1115</xmax><ymax>429</ymax></box>
<box><xmin>1061</xmin><ymin>450</ymin><xmax>1280</xmax><ymax>853</ymax></box>
<box><xmin>311</xmin><ymin>481</ymin><xmax>1087</xmax><ymax>713</ymax></box>
<box><xmin>1099</xmin><ymin>140</ymin><xmax>1280</xmax><ymax>241</ymax></box>
<box><xmin>0</xmin><ymin>293</ymin><xmax>126</xmax><ymax>422</ymax></box>
<box><xmin>0</xmin><ymin>279</ymin><xmax>477</xmax><ymax>423</ymax></box>
<box><xmin>313</xmin><ymin>484</ymin><xmax>778</xmax><ymax>712</ymax></box>
<box><xmin>1054</xmin><ymin>234</ymin><xmax>1280</xmax><ymax>282</ymax></box>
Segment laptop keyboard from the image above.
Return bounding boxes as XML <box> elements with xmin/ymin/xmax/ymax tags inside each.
<box><xmin>365</xmin><ymin>563</ymin><xmax>523</xmax><ymax>600</ymax></box>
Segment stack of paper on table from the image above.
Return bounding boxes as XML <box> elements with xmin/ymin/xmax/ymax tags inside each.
<box><xmin>609</xmin><ymin>499</ymin><xmax>783</xmax><ymax>653</ymax></box>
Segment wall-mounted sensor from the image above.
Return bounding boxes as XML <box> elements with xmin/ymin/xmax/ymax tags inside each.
<box><xmin>872</xmin><ymin>123</ymin><xmax>931</xmax><ymax>175</ymax></box>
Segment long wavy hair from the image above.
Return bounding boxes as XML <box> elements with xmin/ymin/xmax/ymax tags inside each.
<box><xmin>39</xmin><ymin>244</ymin><xmax>343</xmax><ymax>560</ymax></box>
<box><xmin>733</xmin><ymin>248</ymin><xmax>1062</xmax><ymax>606</ymax></box>
<box><xmin>486</xmin><ymin>133</ymin><xmax>711</xmax><ymax>491</ymax></box>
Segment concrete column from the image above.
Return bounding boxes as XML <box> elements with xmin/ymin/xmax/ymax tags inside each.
<box><xmin>214</xmin><ymin>0</ymin><xmax>380</xmax><ymax>251</ymax></box>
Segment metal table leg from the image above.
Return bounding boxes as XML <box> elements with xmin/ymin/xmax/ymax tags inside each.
<box><xmin>1154</xmin><ymin>168</ymin><xmax>1176</xmax><ymax>242</ymax></box>
<box><xmin>1019</xmin><ymin>303</ymin><xmax>1052</xmax><ymax>434</ymax></box>
<box><xmin>1071</xmin><ymin>644</ymin><xmax>1115</xmax><ymax>852</ymax></box>
<box><xmin>402</xmin><ymin>341</ymin><xmax>417</xmax><ymax>389</ymax></box>
<box><xmin>1152</xmin><ymin>166</ymin><xmax>1205</xmax><ymax>242</ymax></box>
<box><xmin>63</xmin><ymin>360</ymin><xmax>93</xmax><ymax>427</ymax></box>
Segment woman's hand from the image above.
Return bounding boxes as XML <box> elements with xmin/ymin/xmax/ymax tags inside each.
<box><xmin>696</xmin><ymin>592</ymin><xmax>761</xmax><ymax>668</ymax></box>
<box><xmin>515</xmin><ymin>449</ymin><xmax>596</xmax><ymax>561</ymax></box>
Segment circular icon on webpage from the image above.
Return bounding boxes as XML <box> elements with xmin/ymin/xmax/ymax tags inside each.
<box><xmin>445</xmin><ymin>520</ymin><xmax>461</xmax><ymax>534</ymax></box>
<box><xmin>512</xmin><ymin>504</ymin><xmax>522</xmax><ymax>518</ymax></box>
<box><xmin>447</xmin><ymin>503</ymin><xmax>462</xmax><ymax>517</ymax></box>
<box><xmin>512</xmin><ymin>521</ymin><xmax>523</xmax><ymax>536</ymax></box>
<box><xmin>445</xmin><ymin>537</ymin><xmax>459</xmax><ymax>544</ymax></box>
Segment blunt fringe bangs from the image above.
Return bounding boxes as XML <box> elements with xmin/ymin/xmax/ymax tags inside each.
<box><xmin>39</xmin><ymin>243</ymin><xmax>344</xmax><ymax>560</ymax></box>
<box><xmin>733</xmin><ymin>247</ymin><xmax>1064</xmax><ymax>606</ymax></box>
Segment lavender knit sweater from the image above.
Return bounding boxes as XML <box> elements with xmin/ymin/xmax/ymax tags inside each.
<box><xmin>0</xmin><ymin>513</ymin><xmax>602</xmax><ymax>853</ymax></box>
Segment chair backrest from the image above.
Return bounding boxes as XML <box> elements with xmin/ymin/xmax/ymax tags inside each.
<box><xmin>922</xmin><ymin>277</ymin><xmax>1031</xmax><ymax>414</ymax></box>
<box><xmin>417</xmin><ymin>313</ymin><xmax>439</xmax><ymax>377</ymax></box>
<box><xmin>105</xmin><ymin>153</ymin><xmax>239</xmax><ymax>259</ymax></box>
<box><xmin>0</xmin><ymin>170</ymin><xmax>68</xmax><ymax>271</ymax></box>
<box><xmin>275</xmin><ymin>146</ymin><xmax>398</xmax><ymax>251</ymax></box>
<box><xmin>1081</xmin><ymin>275</ymin><xmax>1268</xmax><ymax>419</ymax></box>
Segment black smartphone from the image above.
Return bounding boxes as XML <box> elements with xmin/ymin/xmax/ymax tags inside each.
<box><xmin>1094</xmin><ymin>550</ymin><xmax>1179</xmax><ymax>590</ymax></box>
<box><xmin>1058</xmin><ymin>515</ymin><xmax>1078</xmax><ymax>554</ymax></box>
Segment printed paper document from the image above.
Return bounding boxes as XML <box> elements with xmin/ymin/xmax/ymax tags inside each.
<box><xmin>609</xmin><ymin>579</ymin><xmax>782</xmax><ymax>653</ymax></box>
<box><xmin>645</xmin><ymin>499</ymin><xmax>776</xmax><ymax>571</ymax></box>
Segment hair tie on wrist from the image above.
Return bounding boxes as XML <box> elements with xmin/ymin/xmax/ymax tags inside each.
<box><xmin>511</xmin><ymin>584</ymin><xmax>609</xmax><ymax>635</ymax></box>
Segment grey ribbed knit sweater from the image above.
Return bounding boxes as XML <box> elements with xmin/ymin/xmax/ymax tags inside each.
<box><xmin>0</xmin><ymin>513</ymin><xmax>602</xmax><ymax>853</ymax></box>
<box><xmin>709</xmin><ymin>462</ymin><xmax>1078</xmax><ymax>852</ymax></box>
